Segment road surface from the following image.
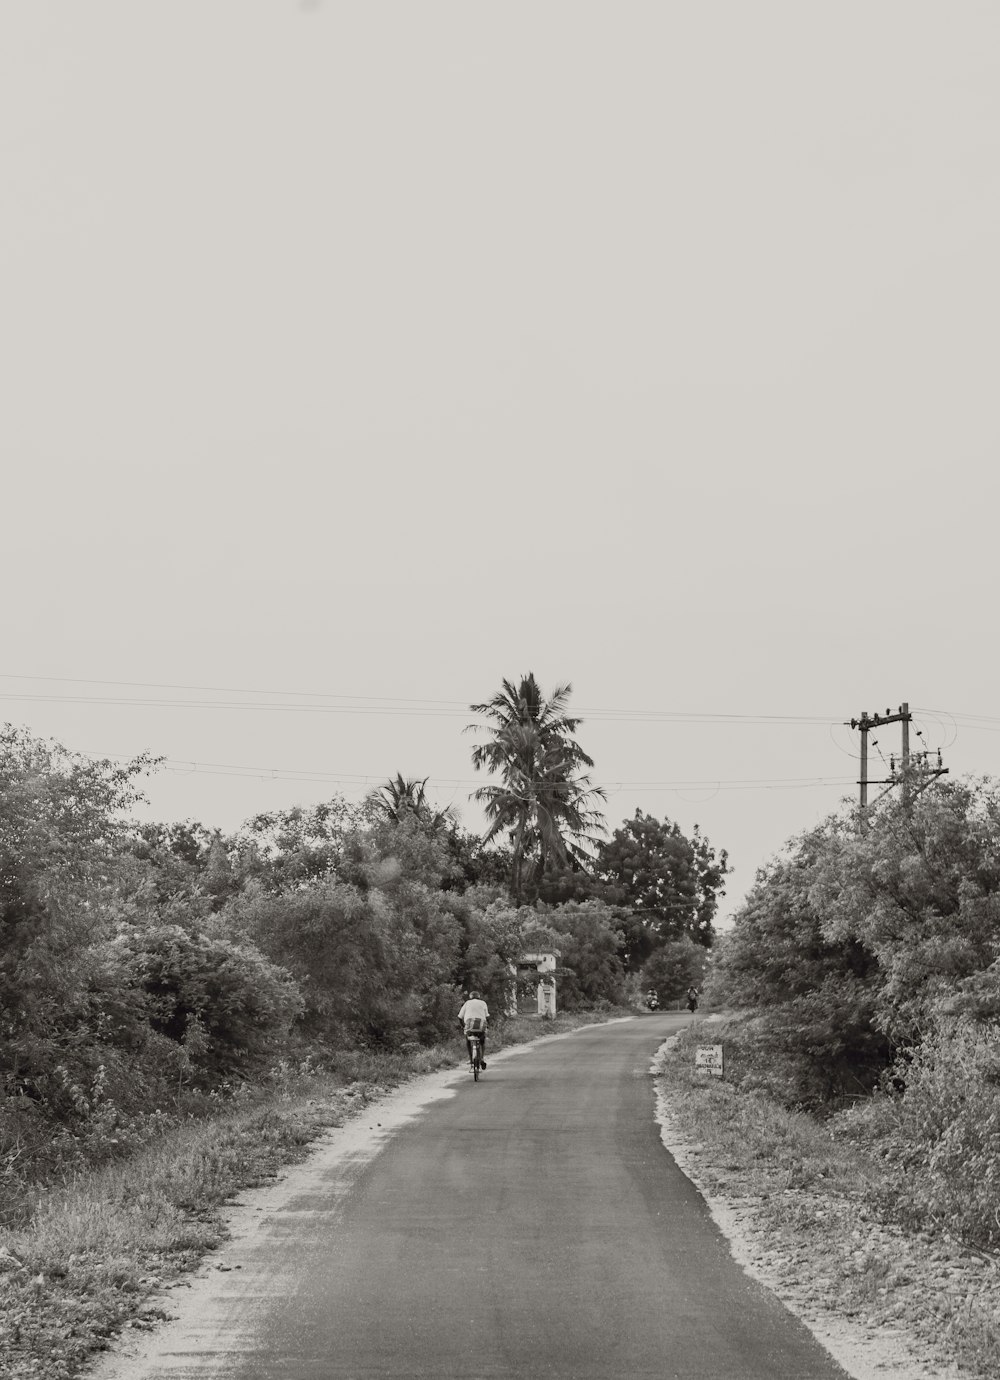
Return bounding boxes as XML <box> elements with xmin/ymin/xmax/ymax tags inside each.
<box><xmin>98</xmin><ymin>1015</ymin><xmax>850</xmax><ymax>1379</ymax></box>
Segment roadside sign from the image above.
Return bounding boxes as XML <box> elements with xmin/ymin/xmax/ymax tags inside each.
<box><xmin>695</xmin><ymin>1044</ymin><xmax>724</xmax><ymax>1078</ymax></box>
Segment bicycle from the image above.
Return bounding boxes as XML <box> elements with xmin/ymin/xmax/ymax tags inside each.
<box><xmin>467</xmin><ymin>1032</ymin><xmax>484</xmax><ymax>1081</ymax></box>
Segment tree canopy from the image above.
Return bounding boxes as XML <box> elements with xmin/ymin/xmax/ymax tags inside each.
<box><xmin>708</xmin><ymin>775</ymin><xmax>1000</xmax><ymax>1105</ymax></box>
<box><xmin>595</xmin><ymin>810</ymin><xmax>729</xmax><ymax>965</ymax></box>
<box><xmin>466</xmin><ymin>674</ymin><xmax>606</xmax><ymax>902</ymax></box>
<box><xmin>1</xmin><ymin>700</ymin><xmax>739</xmax><ymax>1209</ymax></box>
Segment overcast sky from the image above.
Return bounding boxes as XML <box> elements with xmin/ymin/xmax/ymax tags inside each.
<box><xmin>3</xmin><ymin>2</ymin><xmax>999</xmax><ymax>923</ymax></box>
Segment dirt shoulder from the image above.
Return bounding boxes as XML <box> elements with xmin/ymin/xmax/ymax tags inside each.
<box><xmin>653</xmin><ymin>1025</ymin><xmax>1000</xmax><ymax>1380</ymax></box>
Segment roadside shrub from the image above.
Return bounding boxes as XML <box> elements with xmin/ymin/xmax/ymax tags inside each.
<box><xmin>832</xmin><ymin>1016</ymin><xmax>1000</xmax><ymax>1249</ymax></box>
<box><xmin>707</xmin><ymin>982</ymin><xmax>892</xmax><ymax>1110</ymax></box>
<box><xmin>216</xmin><ymin>882</ymin><xmax>383</xmax><ymax>1038</ymax></box>
<box><xmin>119</xmin><ymin>924</ymin><xmax>303</xmax><ymax>1080</ymax></box>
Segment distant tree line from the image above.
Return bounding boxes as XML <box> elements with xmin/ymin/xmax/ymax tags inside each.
<box><xmin>0</xmin><ymin>676</ymin><xmax>729</xmax><ymax>1203</ymax></box>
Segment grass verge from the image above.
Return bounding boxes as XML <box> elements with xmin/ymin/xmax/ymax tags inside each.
<box><xmin>656</xmin><ymin>1022</ymin><xmax>1000</xmax><ymax>1380</ymax></box>
<box><xmin>0</xmin><ymin>1009</ymin><xmax>624</xmax><ymax>1380</ymax></box>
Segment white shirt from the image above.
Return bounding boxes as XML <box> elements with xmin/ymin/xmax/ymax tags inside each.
<box><xmin>458</xmin><ymin>998</ymin><xmax>490</xmax><ymax>1029</ymax></box>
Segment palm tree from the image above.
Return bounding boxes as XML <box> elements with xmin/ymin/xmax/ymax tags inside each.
<box><xmin>370</xmin><ymin>774</ymin><xmax>456</xmax><ymax>834</ymax></box>
<box><xmin>466</xmin><ymin>675</ymin><xmax>606</xmax><ymax>902</ymax></box>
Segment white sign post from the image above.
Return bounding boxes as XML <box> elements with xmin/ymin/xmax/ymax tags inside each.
<box><xmin>695</xmin><ymin>1044</ymin><xmax>724</xmax><ymax>1078</ymax></box>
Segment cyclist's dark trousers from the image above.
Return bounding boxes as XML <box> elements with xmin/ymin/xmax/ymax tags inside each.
<box><xmin>466</xmin><ymin>1033</ymin><xmax>487</xmax><ymax>1063</ymax></box>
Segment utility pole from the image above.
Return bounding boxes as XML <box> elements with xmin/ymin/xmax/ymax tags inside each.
<box><xmin>847</xmin><ymin>701</ymin><xmax>947</xmax><ymax>830</ymax></box>
<box><xmin>900</xmin><ymin>702</ymin><xmax>911</xmax><ymax>809</ymax></box>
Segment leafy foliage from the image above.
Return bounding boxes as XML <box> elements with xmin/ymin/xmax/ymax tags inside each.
<box><xmin>707</xmin><ymin>819</ymin><xmax>891</xmax><ymax>1104</ymax></box>
<box><xmin>234</xmin><ymin>799</ymin><xmax>359</xmax><ymax>891</ymax></box>
<box><xmin>711</xmin><ymin>776</ymin><xmax>1000</xmax><ymax>1107</ymax></box>
<box><xmin>514</xmin><ymin>899</ymin><xmax>627</xmax><ymax>1010</ymax></box>
<box><xmin>809</xmin><ymin>776</ymin><xmax>1000</xmax><ymax>1040</ymax></box>
<box><xmin>467</xmin><ymin>674</ymin><xmax>606</xmax><ymax>902</ymax></box>
<box><xmin>640</xmin><ymin>937</ymin><xmax>710</xmax><ymax>1003</ymax></box>
<box><xmin>834</xmin><ymin>1016</ymin><xmax>1000</xmax><ymax>1250</ymax></box>
<box><xmin>119</xmin><ymin>924</ymin><xmax>302</xmax><ymax>1080</ymax></box>
<box><xmin>451</xmin><ymin>895</ymin><xmax>526</xmax><ymax>1013</ymax></box>
<box><xmin>4</xmin><ymin>713</ymin><xmax>702</xmax><ymax>1203</ymax></box>
<box><xmin>544</xmin><ymin>900</ymin><xmax>627</xmax><ymax>1009</ymax></box>
<box><xmin>0</xmin><ymin>729</ymin><xmax>158</xmax><ymax>1111</ymax></box>
<box><xmin>595</xmin><ymin>810</ymin><xmax>729</xmax><ymax>963</ymax></box>
<box><xmin>368</xmin><ymin>774</ymin><xmax>457</xmax><ymax>834</ymax></box>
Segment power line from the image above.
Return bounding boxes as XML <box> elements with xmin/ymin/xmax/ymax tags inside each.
<box><xmin>0</xmin><ymin>674</ymin><xmax>842</xmax><ymax>726</ymax></box>
<box><xmin>915</xmin><ymin>705</ymin><xmax>1000</xmax><ymax>724</ymax></box>
<box><xmin>0</xmin><ymin>692</ymin><xmax>463</xmax><ymax>719</ymax></box>
<box><xmin>83</xmin><ymin>748</ymin><xmax>855</xmax><ymax>795</ymax></box>
<box><xmin>4</xmin><ymin>676</ymin><xmax>997</xmax><ymax>736</ymax></box>
<box><xmin>0</xmin><ymin>671</ymin><xmax>462</xmax><ymax>707</ymax></box>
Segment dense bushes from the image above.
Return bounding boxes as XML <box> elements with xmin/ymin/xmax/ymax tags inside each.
<box><xmin>2</xmin><ymin>706</ymin><xmax>736</xmax><ymax>1229</ymax></box>
<box><xmin>833</xmin><ymin>1016</ymin><xmax>1000</xmax><ymax>1249</ymax></box>
<box><xmin>0</xmin><ymin>725</ymin><xmax>660</xmax><ymax>1210</ymax></box>
<box><xmin>707</xmin><ymin>773</ymin><xmax>1000</xmax><ymax>1251</ymax></box>
<box><xmin>708</xmin><ymin>777</ymin><xmax>1000</xmax><ymax>1106</ymax></box>
<box><xmin>119</xmin><ymin>924</ymin><xmax>302</xmax><ymax>1079</ymax></box>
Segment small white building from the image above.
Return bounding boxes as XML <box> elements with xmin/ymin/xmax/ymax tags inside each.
<box><xmin>512</xmin><ymin>951</ymin><xmax>558</xmax><ymax>1018</ymax></box>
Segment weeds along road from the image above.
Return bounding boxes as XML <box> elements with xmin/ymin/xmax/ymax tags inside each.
<box><xmin>94</xmin><ymin>1016</ymin><xmax>850</xmax><ymax>1380</ymax></box>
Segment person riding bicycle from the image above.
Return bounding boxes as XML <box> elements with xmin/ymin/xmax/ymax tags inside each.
<box><xmin>457</xmin><ymin>990</ymin><xmax>490</xmax><ymax>1070</ymax></box>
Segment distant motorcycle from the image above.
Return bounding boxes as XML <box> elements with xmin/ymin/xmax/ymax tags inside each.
<box><xmin>686</xmin><ymin>989</ymin><xmax>699</xmax><ymax>1013</ymax></box>
<box><xmin>645</xmin><ymin>991</ymin><xmax>660</xmax><ymax>1011</ymax></box>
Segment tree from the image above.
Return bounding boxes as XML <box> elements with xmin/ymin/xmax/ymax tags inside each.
<box><xmin>709</xmin><ymin>819</ymin><xmax>890</xmax><ymax>1105</ymax></box>
<box><xmin>466</xmin><ymin>674</ymin><xmax>606</xmax><ymax>903</ymax></box>
<box><xmin>129</xmin><ymin>821</ymin><xmax>237</xmax><ymax>910</ymax></box>
<box><xmin>543</xmin><ymin>899</ymin><xmax>626</xmax><ymax>1009</ymax></box>
<box><xmin>595</xmin><ymin>811</ymin><xmax>729</xmax><ymax>963</ymax></box>
<box><xmin>1</xmin><ymin>728</ymin><xmax>154</xmax><ymax>1071</ymax></box>
<box><xmin>810</xmin><ymin>775</ymin><xmax>1000</xmax><ymax>1040</ymax></box>
<box><xmin>641</xmin><ymin>938</ymin><xmax>710</xmax><ymax>1003</ymax></box>
<box><xmin>439</xmin><ymin>826</ymin><xmax>514</xmax><ymax>894</ymax></box>
<box><xmin>451</xmin><ymin>895</ymin><xmax>526</xmax><ymax>1013</ymax></box>
<box><xmin>368</xmin><ymin>775</ymin><xmax>456</xmax><ymax>834</ymax></box>
<box><xmin>235</xmin><ymin>798</ymin><xmax>358</xmax><ymax>891</ymax></box>
<box><xmin>0</xmin><ymin>728</ymin><xmax>183</xmax><ymax>1141</ymax></box>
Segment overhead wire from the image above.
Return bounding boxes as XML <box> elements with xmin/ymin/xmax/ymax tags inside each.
<box><xmin>828</xmin><ymin>720</ymin><xmax>862</xmax><ymax>762</ymax></box>
<box><xmin>912</xmin><ymin>706</ymin><xmax>960</xmax><ymax>749</ymax></box>
<box><xmin>2</xmin><ymin>676</ymin><xmax>993</xmax><ymax>738</ymax></box>
<box><xmin>0</xmin><ymin>671</ymin><xmax>463</xmax><ymax>708</ymax></box>
<box><xmin>83</xmin><ymin>748</ymin><xmax>856</xmax><ymax>795</ymax></box>
<box><xmin>0</xmin><ymin>673</ymin><xmax>841</xmax><ymax>726</ymax></box>
<box><xmin>4</xmin><ymin>674</ymin><xmax>985</xmax><ymax>804</ymax></box>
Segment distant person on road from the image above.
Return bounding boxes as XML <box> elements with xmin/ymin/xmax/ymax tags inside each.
<box><xmin>686</xmin><ymin>986</ymin><xmax>699</xmax><ymax>1013</ymax></box>
<box><xmin>458</xmin><ymin>990</ymin><xmax>490</xmax><ymax>1069</ymax></box>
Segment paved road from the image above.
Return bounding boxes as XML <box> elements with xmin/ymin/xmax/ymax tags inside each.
<box><xmin>104</xmin><ymin>1016</ymin><xmax>850</xmax><ymax>1379</ymax></box>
